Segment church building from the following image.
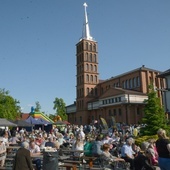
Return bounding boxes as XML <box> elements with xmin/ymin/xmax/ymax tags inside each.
<box><xmin>66</xmin><ymin>3</ymin><xmax>166</xmax><ymax>125</ymax></box>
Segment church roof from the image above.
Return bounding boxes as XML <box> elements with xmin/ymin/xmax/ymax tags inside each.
<box><xmin>99</xmin><ymin>87</ymin><xmax>146</xmax><ymax>99</ymax></box>
<box><xmin>157</xmin><ymin>69</ymin><xmax>170</xmax><ymax>78</ymax></box>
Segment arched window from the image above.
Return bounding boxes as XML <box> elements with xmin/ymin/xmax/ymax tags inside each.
<box><xmin>90</xmin><ymin>64</ymin><xmax>93</xmax><ymax>71</ymax></box>
<box><xmin>122</xmin><ymin>81</ymin><xmax>124</xmax><ymax>88</ymax></box>
<box><xmin>91</xmin><ymin>75</ymin><xmax>93</xmax><ymax>82</ymax></box>
<box><xmin>129</xmin><ymin>79</ymin><xmax>132</xmax><ymax>89</ymax></box>
<box><xmin>90</xmin><ymin>53</ymin><xmax>92</xmax><ymax>62</ymax></box>
<box><xmin>94</xmin><ymin>54</ymin><xmax>96</xmax><ymax>62</ymax></box>
<box><xmin>86</xmin><ymin>64</ymin><xmax>89</xmax><ymax>71</ymax></box>
<box><xmin>90</xmin><ymin>43</ymin><xmax>92</xmax><ymax>51</ymax></box>
<box><xmin>86</xmin><ymin>42</ymin><xmax>88</xmax><ymax>50</ymax></box>
<box><xmin>80</xmin><ymin>116</ymin><xmax>82</xmax><ymax>123</ymax></box>
<box><xmin>86</xmin><ymin>74</ymin><xmax>89</xmax><ymax>82</ymax></box>
<box><xmin>94</xmin><ymin>65</ymin><xmax>97</xmax><ymax>72</ymax></box>
<box><xmin>137</xmin><ymin>76</ymin><xmax>140</xmax><ymax>86</ymax></box>
<box><xmin>84</xmin><ymin>53</ymin><xmax>87</xmax><ymax>61</ymax></box>
<box><xmin>133</xmin><ymin>77</ymin><xmax>136</xmax><ymax>87</ymax></box>
<box><xmin>92</xmin><ymin>115</ymin><xmax>94</xmax><ymax>121</ymax></box>
<box><xmin>86</xmin><ymin>53</ymin><xmax>88</xmax><ymax>61</ymax></box>
<box><xmin>126</xmin><ymin>80</ymin><xmax>129</xmax><ymax>89</ymax></box>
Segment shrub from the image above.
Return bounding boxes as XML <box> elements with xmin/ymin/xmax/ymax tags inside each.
<box><xmin>135</xmin><ymin>135</ymin><xmax>158</xmax><ymax>146</ymax></box>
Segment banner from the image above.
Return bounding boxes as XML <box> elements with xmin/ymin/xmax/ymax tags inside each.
<box><xmin>100</xmin><ymin>117</ymin><xmax>108</xmax><ymax>129</ymax></box>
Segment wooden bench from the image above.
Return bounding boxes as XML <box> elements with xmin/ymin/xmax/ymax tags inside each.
<box><xmin>63</xmin><ymin>160</ymin><xmax>81</xmax><ymax>164</ymax></box>
<box><xmin>0</xmin><ymin>167</ymin><xmax>12</xmax><ymax>170</ymax></box>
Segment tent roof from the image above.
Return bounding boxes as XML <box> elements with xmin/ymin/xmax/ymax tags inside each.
<box><xmin>39</xmin><ymin>118</ymin><xmax>52</xmax><ymax>125</ymax></box>
<box><xmin>25</xmin><ymin>116</ymin><xmax>43</xmax><ymax>125</ymax></box>
<box><xmin>0</xmin><ymin>119</ymin><xmax>17</xmax><ymax>127</ymax></box>
<box><xmin>11</xmin><ymin>120</ymin><xmax>34</xmax><ymax>127</ymax></box>
<box><xmin>55</xmin><ymin>120</ymin><xmax>66</xmax><ymax>126</ymax></box>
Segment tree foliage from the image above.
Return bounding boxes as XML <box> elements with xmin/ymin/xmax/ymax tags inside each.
<box><xmin>141</xmin><ymin>84</ymin><xmax>170</xmax><ymax>136</ymax></box>
<box><xmin>34</xmin><ymin>101</ymin><xmax>41</xmax><ymax>112</ymax></box>
<box><xmin>0</xmin><ymin>89</ymin><xmax>21</xmax><ymax>120</ymax></box>
<box><xmin>53</xmin><ymin>98</ymin><xmax>67</xmax><ymax>120</ymax></box>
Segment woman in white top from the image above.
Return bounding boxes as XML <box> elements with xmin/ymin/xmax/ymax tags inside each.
<box><xmin>72</xmin><ymin>137</ymin><xmax>84</xmax><ymax>157</ymax></box>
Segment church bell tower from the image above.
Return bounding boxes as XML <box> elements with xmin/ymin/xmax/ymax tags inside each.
<box><xmin>76</xmin><ymin>3</ymin><xmax>99</xmax><ymax>124</ymax></box>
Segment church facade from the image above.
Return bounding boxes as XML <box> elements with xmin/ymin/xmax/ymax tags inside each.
<box><xmin>66</xmin><ymin>3</ymin><xmax>165</xmax><ymax>126</ymax></box>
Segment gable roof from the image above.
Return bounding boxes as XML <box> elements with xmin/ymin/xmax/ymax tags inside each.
<box><xmin>99</xmin><ymin>87</ymin><xmax>146</xmax><ymax>99</ymax></box>
<box><xmin>99</xmin><ymin>66</ymin><xmax>162</xmax><ymax>84</ymax></box>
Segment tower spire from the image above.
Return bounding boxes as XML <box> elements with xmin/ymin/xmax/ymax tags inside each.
<box><xmin>82</xmin><ymin>2</ymin><xmax>93</xmax><ymax>41</ymax></box>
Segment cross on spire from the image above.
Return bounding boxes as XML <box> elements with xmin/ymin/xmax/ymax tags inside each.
<box><xmin>82</xmin><ymin>2</ymin><xmax>93</xmax><ymax>41</ymax></box>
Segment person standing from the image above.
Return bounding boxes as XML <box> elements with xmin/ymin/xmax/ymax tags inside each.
<box><xmin>13</xmin><ymin>141</ymin><xmax>33</xmax><ymax>170</ymax></box>
<box><xmin>0</xmin><ymin>137</ymin><xmax>6</xmax><ymax>167</ymax></box>
<box><xmin>156</xmin><ymin>128</ymin><xmax>170</xmax><ymax>170</ymax></box>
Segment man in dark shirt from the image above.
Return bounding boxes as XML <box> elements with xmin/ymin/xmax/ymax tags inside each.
<box><xmin>45</xmin><ymin>137</ymin><xmax>55</xmax><ymax>148</ymax></box>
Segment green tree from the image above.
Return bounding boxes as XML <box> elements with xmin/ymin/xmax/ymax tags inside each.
<box><xmin>53</xmin><ymin>98</ymin><xmax>67</xmax><ymax>120</ymax></box>
<box><xmin>141</xmin><ymin>84</ymin><xmax>169</xmax><ymax>136</ymax></box>
<box><xmin>0</xmin><ymin>88</ymin><xmax>21</xmax><ymax>120</ymax></box>
<box><xmin>35</xmin><ymin>101</ymin><xmax>41</xmax><ymax>112</ymax></box>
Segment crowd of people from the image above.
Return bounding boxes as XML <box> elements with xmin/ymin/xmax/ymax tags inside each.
<box><xmin>0</xmin><ymin>124</ymin><xmax>169</xmax><ymax>170</ymax></box>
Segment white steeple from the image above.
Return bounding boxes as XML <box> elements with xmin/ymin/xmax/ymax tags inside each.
<box><xmin>82</xmin><ymin>2</ymin><xmax>93</xmax><ymax>41</ymax></box>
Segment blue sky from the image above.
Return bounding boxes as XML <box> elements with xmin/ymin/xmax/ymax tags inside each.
<box><xmin>0</xmin><ymin>0</ymin><xmax>170</xmax><ymax>115</ymax></box>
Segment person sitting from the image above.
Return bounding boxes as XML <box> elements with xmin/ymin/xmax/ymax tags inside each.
<box><xmin>84</xmin><ymin>136</ymin><xmax>93</xmax><ymax>156</ymax></box>
<box><xmin>72</xmin><ymin>136</ymin><xmax>84</xmax><ymax>158</ymax></box>
<box><xmin>101</xmin><ymin>143</ymin><xmax>125</xmax><ymax>169</ymax></box>
<box><xmin>9</xmin><ymin>132</ymin><xmax>20</xmax><ymax>146</ymax></box>
<box><xmin>145</xmin><ymin>149</ymin><xmax>160</xmax><ymax>169</ymax></box>
<box><xmin>57</xmin><ymin>134</ymin><xmax>66</xmax><ymax>147</ymax></box>
<box><xmin>121</xmin><ymin>137</ymin><xmax>135</xmax><ymax>170</ymax></box>
<box><xmin>102</xmin><ymin>134</ymin><xmax>114</xmax><ymax>144</ymax></box>
<box><xmin>45</xmin><ymin>137</ymin><xmax>55</xmax><ymax>148</ymax></box>
<box><xmin>29</xmin><ymin>140</ymin><xmax>42</xmax><ymax>170</ymax></box>
<box><xmin>92</xmin><ymin>135</ymin><xmax>103</xmax><ymax>156</ymax></box>
<box><xmin>148</xmin><ymin>139</ymin><xmax>158</xmax><ymax>166</ymax></box>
